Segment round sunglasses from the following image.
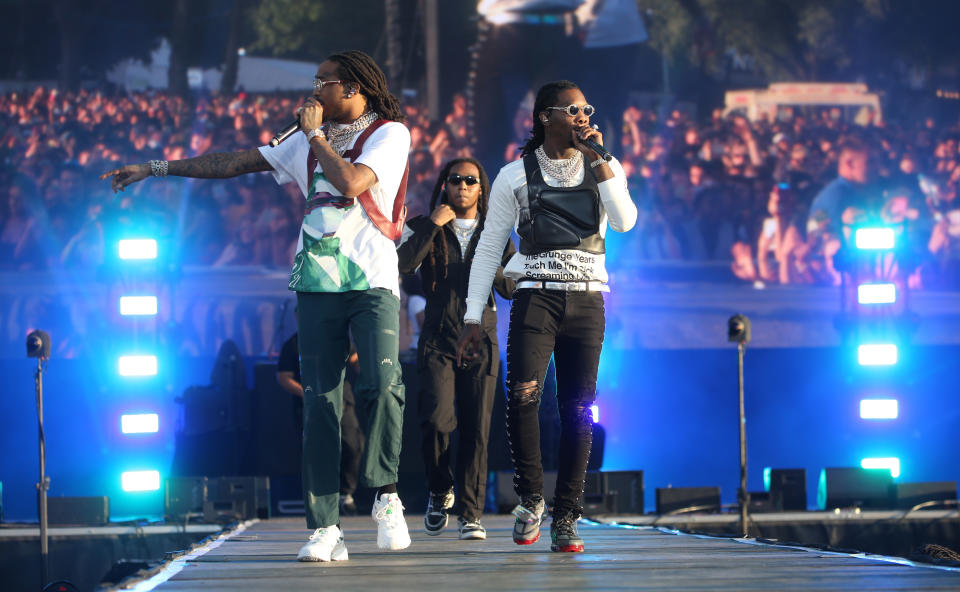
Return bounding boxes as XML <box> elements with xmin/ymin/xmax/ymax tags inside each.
<box><xmin>546</xmin><ymin>104</ymin><xmax>595</xmax><ymax>118</ymax></box>
<box><xmin>446</xmin><ymin>174</ymin><xmax>480</xmax><ymax>186</ymax></box>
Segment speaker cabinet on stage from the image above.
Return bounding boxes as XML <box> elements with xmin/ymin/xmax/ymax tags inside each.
<box><xmin>820</xmin><ymin>467</ymin><xmax>893</xmax><ymax>510</ymax></box>
<box><xmin>166</xmin><ymin>476</ymin><xmax>270</xmax><ymax>522</ymax></box>
<box><xmin>656</xmin><ymin>487</ymin><xmax>721</xmax><ymax>515</ymax></box>
<box><xmin>48</xmin><ymin>496</ymin><xmax>110</xmax><ymax>525</ymax></box>
<box><xmin>770</xmin><ymin>468</ymin><xmax>807</xmax><ymax>511</ymax></box>
<box><xmin>583</xmin><ymin>471</ymin><xmax>644</xmax><ymax>515</ymax></box>
<box><xmin>894</xmin><ymin>481</ymin><xmax>957</xmax><ymax>510</ymax></box>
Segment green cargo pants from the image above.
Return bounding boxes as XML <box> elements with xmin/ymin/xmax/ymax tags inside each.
<box><xmin>296</xmin><ymin>288</ymin><xmax>405</xmax><ymax>529</ymax></box>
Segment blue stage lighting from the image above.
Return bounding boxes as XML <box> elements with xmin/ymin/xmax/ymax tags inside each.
<box><xmin>121</xmin><ymin>413</ymin><xmax>159</xmax><ymax>434</ymax></box>
<box><xmin>119</xmin><ymin>296</ymin><xmax>158</xmax><ymax>316</ymax></box>
<box><xmin>589</xmin><ymin>404</ymin><xmax>599</xmax><ymax>423</ymax></box>
<box><xmin>121</xmin><ymin>470</ymin><xmax>161</xmax><ymax>492</ymax></box>
<box><xmin>857</xmin><ymin>344</ymin><xmax>898</xmax><ymax>366</ymax></box>
<box><xmin>860</xmin><ymin>457</ymin><xmax>900</xmax><ymax>479</ymax></box>
<box><xmin>854</xmin><ymin>228</ymin><xmax>895</xmax><ymax>250</ymax></box>
<box><xmin>763</xmin><ymin>467</ymin><xmax>771</xmax><ymax>491</ymax></box>
<box><xmin>859</xmin><ymin>399</ymin><xmax>899</xmax><ymax>420</ymax></box>
<box><xmin>118</xmin><ymin>355</ymin><xmax>158</xmax><ymax>377</ymax></box>
<box><xmin>857</xmin><ymin>283</ymin><xmax>896</xmax><ymax>305</ymax></box>
<box><xmin>118</xmin><ymin>239</ymin><xmax>158</xmax><ymax>260</ymax></box>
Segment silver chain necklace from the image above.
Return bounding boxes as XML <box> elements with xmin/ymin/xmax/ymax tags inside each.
<box><xmin>535</xmin><ymin>145</ymin><xmax>583</xmax><ymax>184</ymax></box>
<box><xmin>325</xmin><ymin>111</ymin><xmax>380</xmax><ymax>155</ymax></box>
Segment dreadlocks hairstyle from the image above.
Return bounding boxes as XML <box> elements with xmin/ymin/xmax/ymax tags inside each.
<box><xmin>520</xmin><ymin>80</ymin><xmax>580</xmax><ymax>157</ymax></box>
<box><xmin>424</xmin><ymin>158</ymin><xmax>491</xmax><ymax>291</ymax></box>
<box><xmin>328</xmin><ymin>50</ymin><xmax>405</xmax><ymax>122</ymax></box>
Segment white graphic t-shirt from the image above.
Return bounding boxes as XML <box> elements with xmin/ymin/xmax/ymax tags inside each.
<box><xmin>258</xmin><ymin>120</ymin><xmax>411</xmax><ymax>298</ymax></box>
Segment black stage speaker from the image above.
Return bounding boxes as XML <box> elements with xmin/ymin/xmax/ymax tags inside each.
<box><xmin>48</xmin><ymin>496</ymin><xmax>110</xmax><ymax>525</ymax></box>
<box><xmin>166</xmin><ymin>476</ymin><xmax>270</xmax><ymax>522</ymax></box>
<box><xmin>820</xmin><ymin>467</ymin><xmax>893</xmax><ymax>510</ymax></box>
<box><xmin>894</xmin><ymin>481</ymin><xmax>957</xmax><ymax>510</ymax></box>
<box><xmin>583</xmin><ymin>471</ymin><xmax>644</xmax><ymax>515</ymax></box>
<box><xmin>770</xmin><ymin>468</ymin><xmax>807</xmax><ymax>511</ymax></box>
<box><xmin>656</xmin><ymin>487</ymin><xmax>721</xmax><ymax>515</ymax></box>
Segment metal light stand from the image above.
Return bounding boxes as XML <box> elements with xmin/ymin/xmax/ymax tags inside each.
<box><xmin>728</xmin><ymin>315</ymin><xmax>751</xmax><ymax>538</ymax></box>
<box><xmin>36</xmin><ymin>356</ymin><xmax>50</xmax><ymax>587</ymax></box>
<box><xmin>736</xmin><ymin>340</ymin><xmax>749</xmax><ymax>538</ymax></box>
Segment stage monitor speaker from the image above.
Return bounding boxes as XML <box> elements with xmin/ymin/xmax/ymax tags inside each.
<box><xmin>204</xmin><ymin>476</ymin><xmax>270</xmax><ymax>522</ymax></box>
<box><xmin>48</xmin><ymin>496</ymin><xmax>110</xmax><ymax>525</ymax></box>
<box><xmin>770</xmin><ymin>468</ymin><xmax>807</xmax><ymax>511</ymax></box>
<box><xmin>166</xmin><ymin>476</ymin><xmax>270</xmax><ymax>522</ymax></box>
<box><xmin>820</xmin><ymin>467</ymin><xmax>893</xmax><ymax>510</ymax></box>
<box><xmin>583</xmin><ymin>471</ymin><xmax>644</xmax><ymax>515</ymax></box>
<box><xmin>656</xmin><ymin>487</ymin><xmax>721</xmax><ymax>515</ymax></box>
<box><xmin>894</xmin><ymin>481</ymin><xmax>957</xmax><ymax>510</ymax></box>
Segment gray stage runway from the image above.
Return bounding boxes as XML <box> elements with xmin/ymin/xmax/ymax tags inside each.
<box><xmin>120</xmin><ymin>515</ymin><xmax>960</xmax><ymax>591</ymax></box>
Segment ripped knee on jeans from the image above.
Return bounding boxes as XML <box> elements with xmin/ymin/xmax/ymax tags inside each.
<box><xmin>508</xmin><ymin>380</ymin><xmax>541</xmax><ymax>407</ymax></box>
<box><xmin>559</xmin><ymin>401</ymin><xmax>595</xmax><ymax>427</ymax></box>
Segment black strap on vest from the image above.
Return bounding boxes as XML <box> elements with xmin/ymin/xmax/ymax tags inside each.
<box><xmin>517</xmin><ymin>152</ymin><xmax>605</xmax><ymax>255</ymax></box>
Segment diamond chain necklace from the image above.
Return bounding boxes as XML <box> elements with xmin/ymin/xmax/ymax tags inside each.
<box><xmin>325</xmin><ymin>111</ymin><xmax>380</xmax><ymax>155</ymax></box>
<box><xmin>534</xmin><ymin>145</ymin><xmax>583</xmax><ymax>185</ymax></box>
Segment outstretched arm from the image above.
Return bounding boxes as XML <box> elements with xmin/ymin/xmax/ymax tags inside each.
<box><xmin>101</xmin><ymin>148</ymin><xmax>273</xmax><ymax>193</ymax></box>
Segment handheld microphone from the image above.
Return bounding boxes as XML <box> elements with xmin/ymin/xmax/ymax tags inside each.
<box><xmin>584</xmin><ymin>124</ymin><xmax>613</xmax><ymax>162</ymax></box>
<box><xmin>269</xmin><ymin>117</ymin><xmax>301</xmax><ymax>147</ymax></box>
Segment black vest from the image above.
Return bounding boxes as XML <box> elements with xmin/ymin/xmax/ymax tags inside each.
<box><xmin>517</xmin><ymin>152</ymin><xmax>605</xmax><ymax>256</ymax></box>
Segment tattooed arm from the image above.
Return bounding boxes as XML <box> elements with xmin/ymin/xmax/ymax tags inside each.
<box><xmin>100</xmin><ymin>148</ymin><xmax>273</xmax><ymax>193</ymax></box>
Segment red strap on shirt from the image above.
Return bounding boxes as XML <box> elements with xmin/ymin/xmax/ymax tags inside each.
<box><xmin>306</xmin><ymin>119</ymin><xmax>409</xmax><ymax>240</ymax></box>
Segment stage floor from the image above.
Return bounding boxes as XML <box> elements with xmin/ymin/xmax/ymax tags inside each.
<box><xmin>118</xmin><ymin>515</ymin><xmax>960</xmax><ymax>591</ymax></box>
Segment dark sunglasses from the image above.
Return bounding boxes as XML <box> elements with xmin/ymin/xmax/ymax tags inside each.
<box><xmin>446</xmin><ymin>174</ymin><xmax>479</xmax><ymax>186</ymax></box>
<box><xmin>546</xmin><ymin>104</ymin><xmax>595</xmax><ymax>118</ymax></box>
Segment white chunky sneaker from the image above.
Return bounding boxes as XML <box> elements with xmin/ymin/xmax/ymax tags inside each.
<box><xmin>297</xmin><ymin>525</ymin><xmax>349</xmax><ymax>562</ymax></box>
<box><xmin>372</xmin><ymin>493</ymin><xmax>412</xmax><ymax>550</ymax></box>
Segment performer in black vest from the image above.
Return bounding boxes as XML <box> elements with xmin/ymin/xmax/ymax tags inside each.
<box><xmin>397</xmin><ymin>158</ymin><xmax>515</xmax><ymax>540</ymax></box>
<box><xmin>457</xmin><ymin>80</ymin><xmax>637</xmax><ymax>552</ymax></box>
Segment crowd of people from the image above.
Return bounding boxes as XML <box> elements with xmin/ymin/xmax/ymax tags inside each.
<box><xmin>2</xmin><ymin>85</ymin><xmax>960</xmax><ymax>288</ymax></box>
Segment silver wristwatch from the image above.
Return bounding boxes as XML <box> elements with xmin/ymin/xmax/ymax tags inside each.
<box><xmin>306</xmin><ymin>128</ymin><xmax>325</xmax><ymax>142</ymax></box>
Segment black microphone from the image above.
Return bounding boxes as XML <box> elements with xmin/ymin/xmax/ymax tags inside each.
<box><xmin>269</xmin><ymin>116</ymin><xmax>301</xmax><ymax>147</ymax></box>
<box><xmin>584</xmin><ymin>124</ymin><xmax>613</xmax><ymax>162</ymax></box>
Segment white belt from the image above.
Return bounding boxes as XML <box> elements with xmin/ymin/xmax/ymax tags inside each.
<box><xmin>515</xmin><ymin>280</ymin><xmax>608</xmax><ymax>292</ymax></box>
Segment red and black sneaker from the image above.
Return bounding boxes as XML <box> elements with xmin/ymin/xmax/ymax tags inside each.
<box><xmin>550</xmin><ymin>510</ymin><xmax>584</xmax><ymax>552</ymax></box>
<box><xmin>511</xmin><ymin>494</ymin><xmax>545</xmax><ymax>545</ymax></box>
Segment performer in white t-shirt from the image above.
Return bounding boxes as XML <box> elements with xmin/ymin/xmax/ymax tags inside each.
<box><xmin>102</xmin><ymin>50</ymin><xmax>412</xmax><ymax>562</ymax></box>
<box><xmin>456</xmin><ymin>80</ymin><xmax>637</xmax><ymax>553</ymax></box>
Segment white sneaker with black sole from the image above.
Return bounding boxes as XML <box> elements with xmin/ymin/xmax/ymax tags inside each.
<box><xmin>424</xmin><ymin>489</ymin><xmax>455</xmax><ymax>535</ymax></box>
<box><xmin>457</xmin><ymin>517</ymin><xmax>486</xmax><ymax>540</ymax></box>
<box><xmin>372</xmin><ymin>493</ymin><xmax>412</xmax><ymax>550</ymax></box>
<box><xmin>297</xmin><ymin>525</ymin><xmax>349</xmax><ymax>562</ymax></box>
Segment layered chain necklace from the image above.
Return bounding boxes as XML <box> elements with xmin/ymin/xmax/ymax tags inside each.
<box><xmin>325</xmin><ymin>111</ymin><xmax>380</xmax><ymax>155</ymax></box>
<box><xmin>535</xmin><ymin>145</ymin><xmax>583</xmax><ymax>185</ymax></box>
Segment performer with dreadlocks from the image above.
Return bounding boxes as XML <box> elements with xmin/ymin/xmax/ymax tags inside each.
<box><xmin>397</xmin><ymin>158</ymin><xmax>515</xmax><ymax>540</ymax></box>
<box><xmin>102</xmin><ymin>50</ymin><xmax>412</xmax><ymax>562</ymax></box>
<box><xmin>457</xmin><ymin>80</ymin><xmax>637</xmax><ymax>553</ymax></box>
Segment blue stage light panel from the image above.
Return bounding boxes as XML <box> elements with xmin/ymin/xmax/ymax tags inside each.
<box><xmin>860</xmin><ymin>457</ymin><xmax>900</xmax><ymax>479</ymax></box>
<box><xmin>854</xmin><ymin>228</ymin><xmax>895</xmax><ymax>250</ymax></box>
<box><xmin>121</xmin><ymin>413</ymin><xmax>159</xmax><ymax>434</ymax></box>
<box><xmin>118</xmin><ymin>355</ymin><xmax>158</xmax><ymax>377</ymax></box>
<box><xmin>857</xmin><ymin>283</ymin><xmax>897</xmax><ymax>305</ymax></box>
<box><xmin>119</xmin><ymin>296</ymin><xmax>158</xmax><ymax>316</ymax></box>
<box><xmin>590</xmin><ymin>404</ymin><xmax>599</xmax><ymax>423</ymax></box>
<box><xmin>118</xmin><ymin>239</ymin><xmax>158</xmax><ymax>260</ymax></box>
<box><xmin>857</xmin><ymin>344</ymin><xmax>898</xmax><ymax>366</ymax></box>
<box><xmin>859</xmin><ymin>399</ymin><xmax>899</xmax><ymax>420</ymax></box>
<box><xmin>121</xmin><ymin>470</ymin><xmax>161</xmax><ymax>492</ymax></box>
<box><xmin>763</xmin><ymin>467</ymin><xmax>771</xmax><ymax>492</ymax></box>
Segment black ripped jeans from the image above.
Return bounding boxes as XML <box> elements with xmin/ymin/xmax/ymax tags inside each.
<box><xmin>505</xmin><ymin>289</ymin><xmax>604</xmax><ymax>514</ymax></box>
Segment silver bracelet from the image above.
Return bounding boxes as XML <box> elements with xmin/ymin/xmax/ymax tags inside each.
<box><xmin>464</xmin><ymin>319</ymin><xmax>481</xmax><ymax>325</ymax></box>
<box><xmin>149</xmin><ymin>159</ymin><xmax>169</xmax><ymax>177</ymax></box>
<box><xmin>589</xmin><ymin>157</ymin><xmax>606</xmax><ymax>169</ymax></box>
